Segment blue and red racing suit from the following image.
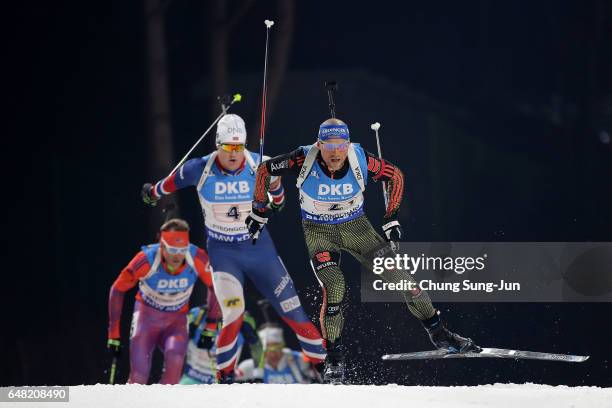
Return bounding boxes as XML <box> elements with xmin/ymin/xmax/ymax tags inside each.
<box><xmin>150</xmin><ymin>150</ymin><xmax>326</xmax><ymax>375</ymax></box>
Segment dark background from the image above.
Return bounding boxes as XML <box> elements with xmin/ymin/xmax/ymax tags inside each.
<box><xmin>4</xmin><ymin>0</ymin><xmax>611</xmax><ymax>386</ymax></box>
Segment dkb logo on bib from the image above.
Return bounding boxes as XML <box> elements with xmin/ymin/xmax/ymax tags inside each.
<box><xmin>157</xmin><ymin>278</ymin><xmax>190</xmax><ymax>289</ymax></box>
<box><xmin>215</xmin><ymin>181</ymin><xmax>249</xmax><ymax>194</ymax></box>
<box><xmin>318</xmin><ymin>184</ymin><xmax>353</xmax><ymax>196</ymax></box>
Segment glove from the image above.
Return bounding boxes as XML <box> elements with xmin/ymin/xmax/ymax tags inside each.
<box><xmin>196</xmin><ymin>329</ymin><xmax>216</xmax><ymax>350</ymax></box>
<box><xmin>141</xmin><ymin>183</ymin><xmax>158</xmax><ymax>207</ymax></box>
<box><xmin>188</xmin><ymin>307</ymin><xmax>206</xmax><ymax>339</ymax></box>
<box><xmin>107</xmin><ymin>338</ymin><xmax>121</xmax><ymax>358</ymax></box>
<box><xmin>382</xmin><ymin>220</ymin><xmax>403</xmax><ymax>242</ymax></box>
<box><xmin>245</xmin><ymin>207</ymin><xmax>269</xmax><ymax>244</ymax></box>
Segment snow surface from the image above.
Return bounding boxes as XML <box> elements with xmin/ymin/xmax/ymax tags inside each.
<box><xmin>6</xmin><ymin>383</ymin><xmax>611</xmax><ymax>408</ymax></box>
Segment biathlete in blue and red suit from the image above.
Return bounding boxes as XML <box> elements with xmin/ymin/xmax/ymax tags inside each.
<box><xmin>107</xmin><ymin>218</ymin><xmax>219</xmax><ymax>384</ymax></box>
<box><xmin>141</xmin><ymin>114</ymin><xmax>326</xmax><ymax>382</ymax></box>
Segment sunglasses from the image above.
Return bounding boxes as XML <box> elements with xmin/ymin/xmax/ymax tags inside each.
<box><xmin>319</xmin><ymin>141</ymin><xmax>349</xmax><ymax>152</ymax></box>
<box><xmin>161</xmin><ymin>238</ymin><xmax>189</xmax><ymax>255</ymax></box>
<box><xmin>219</xmin><ymin>144</ymin><xmax>246</xmax><ymax>152</ymax></box>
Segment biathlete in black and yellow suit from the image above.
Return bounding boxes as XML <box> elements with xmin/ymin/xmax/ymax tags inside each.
<box><xmin>246</xmin><ymin>118</ymin><xmax>479</xmax><ymax>383</ymax></box>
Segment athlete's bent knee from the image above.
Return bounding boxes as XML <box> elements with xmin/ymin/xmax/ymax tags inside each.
<box><xmin>213</xmin><ymin>271</ymin><xmax>245</xmax><ymax>326</ymax></box>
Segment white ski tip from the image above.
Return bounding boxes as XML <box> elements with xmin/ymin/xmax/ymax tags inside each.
<box><xmin>370</xmin><ymin>122</ymin><xmax>381</xmax><ymax>131</ymax></box>
<box><xmin>265</xmin><ymin>20</ymin><xmax>275</xmax><ymax>28</ymax></box>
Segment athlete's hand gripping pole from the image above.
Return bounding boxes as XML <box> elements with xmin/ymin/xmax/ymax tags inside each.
<box><xmin>245</xmin><ymin>206</ymin><xmax>269</xmax><ymax>245</ymax></box>
<box><xmin>141</xmin><ymin>182</ymin><xmax>157</xmax><ymax>207</ymax></box>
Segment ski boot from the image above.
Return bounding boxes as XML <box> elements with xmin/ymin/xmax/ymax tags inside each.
<box><xmin>323</xmin><ymin>340</ymin><xmax>345</xmax><ymax>385</ymax></box>
<box><xmin>421</xmin><ymin>312</ymin><xmax>480</xmax><ymax>354</ymax></box>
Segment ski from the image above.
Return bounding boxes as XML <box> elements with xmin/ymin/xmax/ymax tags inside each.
<box><xmin>382</xmin><ymin>348</ymin><xmax>589</xmax><ymax>363</ymax></box>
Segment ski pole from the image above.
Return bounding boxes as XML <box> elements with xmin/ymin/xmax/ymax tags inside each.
<box><xmin>256</xmin><ymin>299</ymin><xmax>272</xmax><ymax>369</ymax></box>
<box><xmin>370</xmin><ymin>122</ymin><xmax>389</xmax><ymax>209</ymax></box>
<box><xmin>108</xmin><ymin>356</ymin><xmax>118</xmax><ymax>384</ymax></box>
<box><xmin>166</xmin><ymin>93</ymin><xmax>242</xmax><ymax>178</ymax></box>
<box><xmin>106</xmin><ymin>338</ymin><xmax>122</xmax><ymax>384</ymax></box>
<box><xmin>257</xmin><ymin>19</ymin><xmax>275</xmax><ymax>166</ymax></box>
<box><xmin>251</xmin><ymin>19</ymin><xmax>274</xmax><ymax>245</ymax></box>
<box><xmin>325</xmin><ymin>81</ymin><xmax>338</xmax><ymax>118</ymax></box>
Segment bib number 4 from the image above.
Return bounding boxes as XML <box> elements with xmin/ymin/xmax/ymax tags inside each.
<box><xmin>226</xmin><ymin>206</ymin><xmax>240</xmax><ymax>220</ymax></box>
